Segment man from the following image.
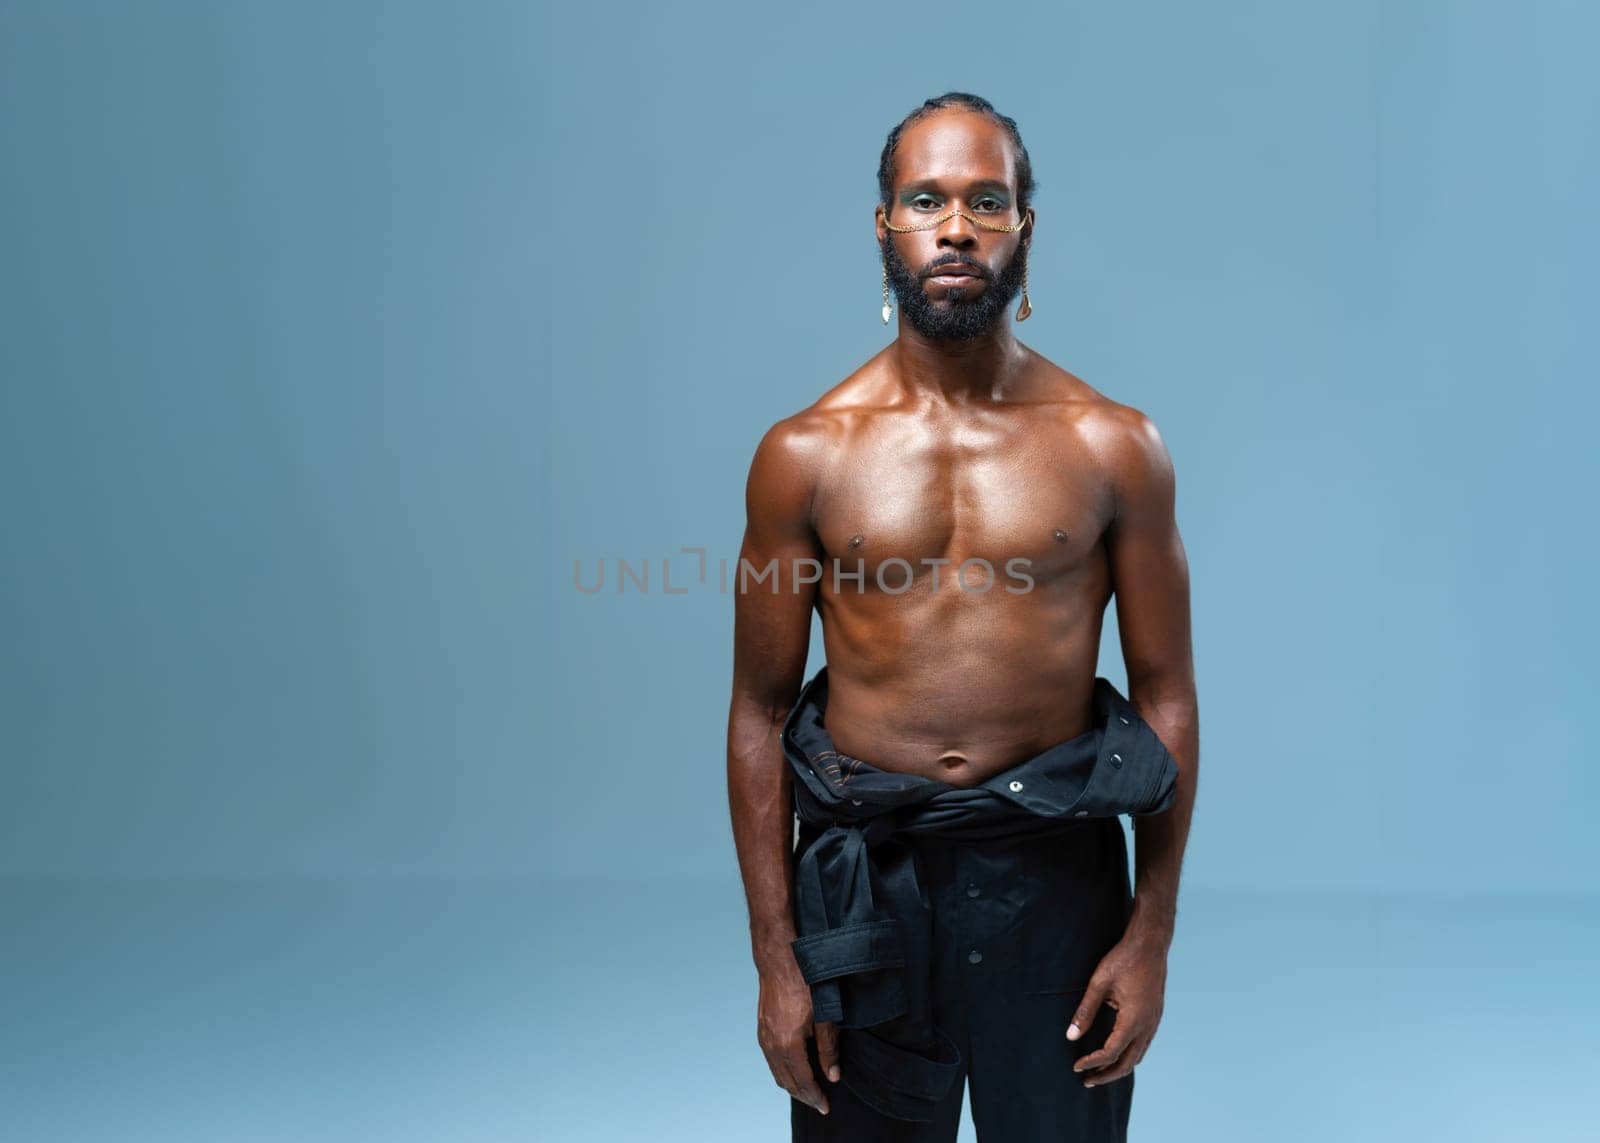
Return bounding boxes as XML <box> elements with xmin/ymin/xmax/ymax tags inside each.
<box><xmin>726</xmin><ymin>91</ymin><xmax>1198</xmax><ymax>1142</ymax></box>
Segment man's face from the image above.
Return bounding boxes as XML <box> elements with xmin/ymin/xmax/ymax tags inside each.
<box><xmin>876</xmin><ymin>109</ymin><xmax>1034</xmax><ymax>342</ymax></box>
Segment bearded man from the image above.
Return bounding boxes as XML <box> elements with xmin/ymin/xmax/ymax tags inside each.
<box><xmin>727</xmin><ymin>91</ymin><xmax>1199</xmax><ymax>1142</ymax></box>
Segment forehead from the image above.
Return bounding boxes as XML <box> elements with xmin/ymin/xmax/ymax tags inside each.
<box><xmin>890</xmin><ymin>109</ymin><xmax>1018</xmax><ymax>192</ymax></box>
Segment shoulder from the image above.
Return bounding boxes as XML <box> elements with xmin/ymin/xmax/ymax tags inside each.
<box><xmin>1087</xmin><ymin>398</ymin><xmax>1172</xmax><ymax>480</ymax></box>
<box><xmin>745</xmin><ymin>353</ymin><xmax>890</xmax><ymax>510</ymax></box>
<box><xmin>1025</xmin><ymin>352</ymin><xmax>1175</xmax><ymax>515</ymax></box>
<box><xmin>749</xmin><ymin>351</ymin><xmax>896</xmax><ymax>472</ymax></box>
<box><xmin>1028</xmin><ymin>351</ymin><xmax>1170</xmax><ymax>472</ymax></box>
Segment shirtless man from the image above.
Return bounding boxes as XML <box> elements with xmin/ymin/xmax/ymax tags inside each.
<box><xmin>727</xmin><ymin>92</ymin><xmax>1198</xmax><ymax>1141</ymax></box>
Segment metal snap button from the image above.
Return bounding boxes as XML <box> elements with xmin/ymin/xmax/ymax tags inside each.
<box><xmin>968</xmin><ymin>949</ymin><xmax>983</xmax><ymax>964</ymax></box>
<box><xmin>850</xmin><ymin>799</ymin><xmax>862</xmax><ymax>806</ymax></box>
<box><xmin>1008</xmin><ymin>780</ymin><xmax>1024</xmax><ymax>792</ymax></box>
<box><xmin>1111</xmin><ymin>753</ymin><xmax>1122</xmax><ymax>766</ymax></box>
<box><xmin>1074</xmin><ymin>810</ymin><xmax>1089</xmax><ymax>817</ymax></box>
<box><xmin>966</xmin><ymin>884</ymin><xmax>981</xmax><ymax>898</ymax></box>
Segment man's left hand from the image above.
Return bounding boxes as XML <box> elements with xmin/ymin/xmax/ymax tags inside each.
<box><xmin>1066</xmin><ymin>931</ymin><xmax>1168</xmax><ymax>1087</ymax></box>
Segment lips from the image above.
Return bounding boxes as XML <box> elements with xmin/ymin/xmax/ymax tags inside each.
<box><xmin>926</xmin><ymin>263</ymin><xmax>985</xmax><ymax>281</ymax></box>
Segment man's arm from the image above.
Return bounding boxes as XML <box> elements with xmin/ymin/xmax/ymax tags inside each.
<box><xmin>1066</xmin><ymin>405</ymin><xmax>1198</xmax><ymax>1087</ymax></box>
<box><xmin>1104</xmin><ymin>408</ymin><xmax>1198</xmax><ymax>951</ymax></box>
<box><xmin>725</xmin><ymin>416</ymin><xmax>837</xmax><ymax>1116</ymax></box>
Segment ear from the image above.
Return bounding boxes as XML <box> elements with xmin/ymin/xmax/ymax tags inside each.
<box><xmin>874</xmin><ymin>202</ymin><xmax>888</xmax><ymax>244</ymax></box>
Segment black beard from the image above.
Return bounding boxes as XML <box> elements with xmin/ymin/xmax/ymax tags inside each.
<box><xmin>881</xmin><ymin>235</ymin><xmax>1028</xmax><ymax>342</ymax></box>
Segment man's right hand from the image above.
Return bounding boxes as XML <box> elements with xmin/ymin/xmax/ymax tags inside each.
<box><xmin>757</xmin><ymin>951</ymin><xmax>839</xmax><ymax>1117</ymax></box>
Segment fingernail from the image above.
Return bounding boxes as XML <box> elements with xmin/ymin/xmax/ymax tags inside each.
<box><xmin>829</xmin><ymin>1066</ymin><xmax>840</xmax><ymax>1082</ymax></box>
<box><xmin>1084</xmin><ymin>1080</ymin><xmax>1095</xmax><ymax>1088</ymax></box>
<box><xmin>1067</xmin><ymin>1023</ymin><xmax>1080</xmax><ymax>1040</ymax></box>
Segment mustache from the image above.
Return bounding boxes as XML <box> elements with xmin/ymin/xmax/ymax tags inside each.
<box><xmin>921</xmin><ymin>257</ymin><xmax>989</xmax><ymax>279</ymax></box>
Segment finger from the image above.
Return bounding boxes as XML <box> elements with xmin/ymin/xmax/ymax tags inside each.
<box><xmin>775</xmin><ymin>1054</ymin><xmax>814</xmax><ymax>1110</ymax></box>
<box><xmin>1067</xmin><ymin>983</ymin><xmax>1108</xmax><ymax>1041</ymax></box>
<box><xmin>765</xmin><ymin>1047</ymin><xmax>801</xmax><ymax>1099</ymax></box>
<box><xmin>1081</xmin><ymin>1037</ymin><xmax>1146</xmax><ymax>1088</ymax></box>
<box><xmin>1096</xmin><ymin>1039</ymin><xmax>1152</xmax><ymax>1084</ymax></box>
<box><xmin>1084</xmin><ymin>1061</ymin><xmax>1135</xmax><ymax>1087</ymax></box>
<box><xmin>1068</xmin><ymin>998</ymin><xmax>1132</xmax><ymax>1075</ymax></box>
<box><xmin>815</xmin><ymin>1020</ymin><xmax>841</xmax><ymax>1084</ymax></box>
<box><xmin>762</xmin><ymin>1050</ymin><xmax>790</xmax><ymax>1093</ymax></box>
<box><xmin>760</xmin><ymin>1036</ymin><xmax>794</xmax><ymax>1091</ymax></box>
<box><xmin>782</xmin><ymin>1046</ymin><xmax>830</xmax><ymax>1116</ymax></box>
<box><xmin>1073</xmin><ymin>1006</ymin><xmax>1136</xmax><ymax>1074</ymax></box>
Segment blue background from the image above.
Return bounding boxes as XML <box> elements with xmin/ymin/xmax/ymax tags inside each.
<box><xmin>2</xmin><ymin>0</ymin><xmax>1595</xmax><ymax>1139</ymax></box>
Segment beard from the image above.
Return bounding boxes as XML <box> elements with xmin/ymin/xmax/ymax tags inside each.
<box><xmin>881</xmin><ymin>234</ymin><xmax>1028</xmax><ymax>342</ymax></box>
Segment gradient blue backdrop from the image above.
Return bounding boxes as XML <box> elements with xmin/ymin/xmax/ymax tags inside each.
<box><xmin>2</xmin><ymin>1</ymin><xmax>1595</xmax><ymax>1139</ymax></box>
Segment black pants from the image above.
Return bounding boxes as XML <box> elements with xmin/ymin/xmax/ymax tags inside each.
<box><xmin>792</xmin><ymin>821</ymin><xmax>1137</xmax><ymax>1142</ymax></box>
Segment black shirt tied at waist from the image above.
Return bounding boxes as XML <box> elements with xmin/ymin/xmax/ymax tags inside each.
<box><xmin>781</xmin><ymin>665</ymin><xmax>1181</xmax><ymax>1122</ymax></box>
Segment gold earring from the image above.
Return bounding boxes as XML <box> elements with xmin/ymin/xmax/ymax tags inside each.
<box><xmin>1016</xmin><ymin>251</ymin><xmax>1032</xmax><ymax>322</ymax></box>
<box><xmin>881</xmin><ymin>258</ymin><xmax>892</xmax><ymax>324</ymax></box>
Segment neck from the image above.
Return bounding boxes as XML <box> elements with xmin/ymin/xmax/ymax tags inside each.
<box><xmin>891</xmin><ymin>318</ymin><xmax>1026</xmax><ymax>405</ymax></box>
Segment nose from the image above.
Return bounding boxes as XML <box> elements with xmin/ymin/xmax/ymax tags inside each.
<box><xmin>935</xmin><ymin>207</ymin><xmax>979</xmax><ymax>249</ymax></box>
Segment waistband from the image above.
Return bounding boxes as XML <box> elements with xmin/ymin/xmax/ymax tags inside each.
<box><xmin>783</xmin><ymin>664</ymin><xmax>1177</xmax><ymax>829</ymax></box>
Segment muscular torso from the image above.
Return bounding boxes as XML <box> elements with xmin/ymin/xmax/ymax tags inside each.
<box><xmin>802</xmin><ymin>348</ymin><xmax>1126</xmax><ymax>789</ymax></box>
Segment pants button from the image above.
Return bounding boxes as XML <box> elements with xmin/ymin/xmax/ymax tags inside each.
<box><xmin>966</xmin><ymin>884</ymin><xmax>981</xmax><ymax>898</ymax></box>
<box><xmin>968</xmin><ymin>949</ymin><xmax>983</xmax><ymax>965</ymax></box>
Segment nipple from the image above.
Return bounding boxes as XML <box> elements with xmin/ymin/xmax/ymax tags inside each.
<box><xmin>848</xmin><ymin>533</ymin><xmax>865</xmax><ymax>549</ymax></box>
<box><xmin>1053</xmin><ymin>529</ymin><xmax>1069</xmax><ymax>543</ymax></box>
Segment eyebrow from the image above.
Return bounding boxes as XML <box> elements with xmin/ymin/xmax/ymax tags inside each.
<box><xmin>899</xmin><ymin>178</ymin><xmax>1012</xmax><ymax>197</ymax></box>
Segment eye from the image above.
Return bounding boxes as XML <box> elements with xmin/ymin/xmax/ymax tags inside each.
<box><xmin>975</xmin><ymin>198</ymin><xmax>1004</xmax><ymax>212</ymax></box>
<box><xmin>911</xmin><ymin>194</ymin><xmax>941</xmax><ymax>210</ymax></box>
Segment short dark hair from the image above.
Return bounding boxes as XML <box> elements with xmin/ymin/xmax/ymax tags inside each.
<box><xmin>877</xmin><ymin>92</ymin><xmax>1036</xmax><ymax>215</ymax></box>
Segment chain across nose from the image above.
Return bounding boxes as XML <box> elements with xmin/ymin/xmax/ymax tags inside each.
<box><xmin>883</xmin><ymin>205</ymin><xmax>1029</xmax><ymax>234</ymax></box>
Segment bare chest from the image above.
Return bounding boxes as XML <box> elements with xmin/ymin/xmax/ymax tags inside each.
<box><xmin>811</xmin><ymin>416</ymin><xmax>1112</xmax><ymax>587</ymax></box>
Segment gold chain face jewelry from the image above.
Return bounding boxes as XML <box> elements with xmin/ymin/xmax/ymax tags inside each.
<box><xmin>882</xmin><ymin>204</ymin><xmax>1030</xmax><ymax>234</ymax></box>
